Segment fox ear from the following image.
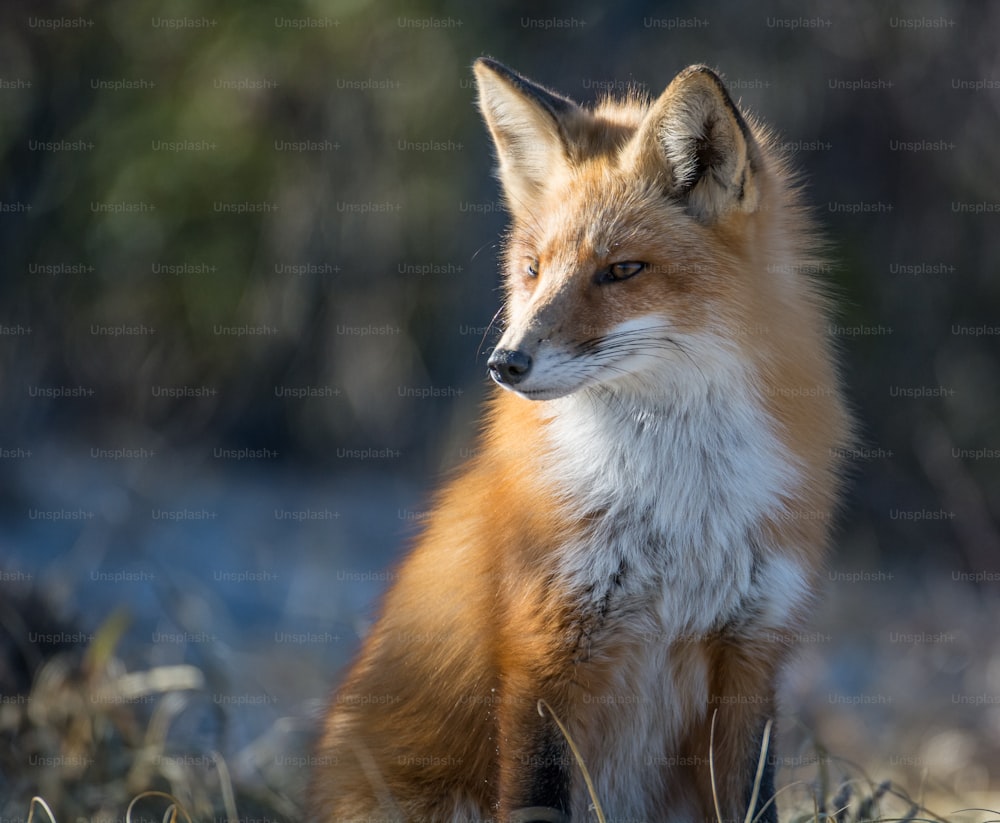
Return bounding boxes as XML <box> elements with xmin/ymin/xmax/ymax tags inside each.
<box><xmin>638</xmin><ymin>65</ymin><xmax>760</xmax><ymax>221</ymax></box>
<box><xmin>473</xmin><ymin>58</ymin><xmax>579</xmax><ymax>215</ymax></box>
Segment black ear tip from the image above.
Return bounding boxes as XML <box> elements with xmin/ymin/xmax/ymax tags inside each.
<box><xmin>675</xmin><ymin>65</ymin><xmax>735</xmax><ymax>104</ymax></box>
<box><xmin>674</xmin><ymin>64</ymin><xmax>753</xmax><ymax>145</ymax></box>
<box><xmin>475</xmin><ymin>56</ymin><xmax>503</xmax><ymax>72</ymax></box>
<box><xmin>678</xmin><ymin>64</ymin><xmax>725</xmax><ymax>83</ymax></box>
<box><xmin>472</xmin><ymin>57</ymin><xmax>529</xmax><ymax>93</ymax></box>
<box><xmin>473</xmin><ymin>56</ymin><xmax>515</xmax><ymax>82</ymax></box>
<box><xmin>472</xmin><ymin>59</ymin><xmax>578</xmax><ymax>118</ymax></box>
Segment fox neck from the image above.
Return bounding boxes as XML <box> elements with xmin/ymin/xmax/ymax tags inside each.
<box><xmin>545</xmin><ymin>372</ymin><xmax>796</xmax><ymax>524</ymax></box>
<box><xmin>535</xmin><ymin>368</ymin><xmax>799</xmax><ymax>596</ymax></box>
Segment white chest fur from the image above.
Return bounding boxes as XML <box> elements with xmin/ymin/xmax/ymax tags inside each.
<box><xmin>539</xmin><ymin>379</ymin><xmax>809</xmax><ymax>817</ymax></box>
<box><xmin>541</xmin><ymin>376</ymin><xmax>801</xmax><ymax>635</ymax></box>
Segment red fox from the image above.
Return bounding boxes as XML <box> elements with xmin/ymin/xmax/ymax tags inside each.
<box><xmin>311</xmin><ymin>58</ymin><xmax>850</xmax><ymax>823</ymax></box>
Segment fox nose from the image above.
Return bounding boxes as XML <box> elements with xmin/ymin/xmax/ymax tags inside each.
<box><xmin>487</xmin><ymin>348</ymin><xmax>533</xmax><ymax>386</ymax></box>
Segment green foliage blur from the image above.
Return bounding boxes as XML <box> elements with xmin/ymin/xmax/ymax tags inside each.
<box><xmin>1</xmin><ymin>0</ymin><xmax>505</xmax><ymax>470</ymax></box>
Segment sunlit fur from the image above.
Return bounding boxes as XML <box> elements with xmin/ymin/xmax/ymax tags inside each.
<box><xmin>310</xmin><ymin>59</ymin><xmax>851</xmax><ymax>823</ymax></box>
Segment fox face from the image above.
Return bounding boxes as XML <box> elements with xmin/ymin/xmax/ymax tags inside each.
<box><xmin>477</xmin><ymin>59</ymin><xmax>777</xmax><ymax>403</ymax></box>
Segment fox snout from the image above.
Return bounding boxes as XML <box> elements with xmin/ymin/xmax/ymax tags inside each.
<box><xmin>487</xmin><ymin>347</ymin><xmax>533</xmax><ymax>387</ymax></box>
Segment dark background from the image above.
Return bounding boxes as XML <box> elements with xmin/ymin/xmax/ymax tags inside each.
<box><xmin>1</xmin><ymin>0</ymin><xmax>998</xmax><ymax>818</ymax></box>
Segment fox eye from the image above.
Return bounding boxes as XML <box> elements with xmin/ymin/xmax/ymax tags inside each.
<box><xmin>598</xmin><ymin>261</ymin><xmax>646</xmax><ymax>283</ymax></box>
<box><xmin>526</xmin><ymin>259</ymin><xmax>539</xmax><ymax>278</ymax></box>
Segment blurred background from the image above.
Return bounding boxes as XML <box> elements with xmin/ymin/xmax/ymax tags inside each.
<box><xmin>1</xmin><ymin>0</ymin><xmax>998</xmax><ymax>819</ymax></box>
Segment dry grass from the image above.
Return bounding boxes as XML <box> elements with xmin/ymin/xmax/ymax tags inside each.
<box><xmin>3</xmin><ymin>612</ymin><xmax>997</xmax><ymax>822</ymax></box>
<box><xmin>771</xmin><ymin>735</ymin><xmax>999</xmax><ymax>823</ymax></box>
<box><xmin>0</xmin><ymin>609</ymin><xmax>301</xmax><ymax>822</ymax></box>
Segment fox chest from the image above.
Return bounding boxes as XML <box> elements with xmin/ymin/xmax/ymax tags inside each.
<box><xmin>555</xmin><ymin>498</ymin><xmax>758</xmax><ymax>656</ymax></box>
<box><xmin>539</xmin><ymin>390</ymin><xmax>805</xmax><ymax>645</ymax></box>
<box><xmin>534</xmin><ymin>395</ymin><xmax>808</xmax><ymax>817</ymax></box>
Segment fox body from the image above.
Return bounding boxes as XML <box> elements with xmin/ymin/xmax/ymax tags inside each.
<box><xmin>311</xmin><ymin>59</ymin><xmax>849</xmax><ymax>823</ymax></box>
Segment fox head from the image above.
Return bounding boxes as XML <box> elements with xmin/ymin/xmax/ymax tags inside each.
<box><xmin>474</xmin><ymin>58</ymin><xmax>805</xmax><ymax>404</ymax></box>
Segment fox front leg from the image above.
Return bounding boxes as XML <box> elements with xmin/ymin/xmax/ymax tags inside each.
<box><xmin>497</xmin><ymin>691</ymin><xmax>573</xmax><ymax>823</ymax></box>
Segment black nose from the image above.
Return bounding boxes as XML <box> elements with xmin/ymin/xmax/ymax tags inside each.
<box><xmin>487</xmin><ymin>348</ymin><xmax>533</xmax><ymax>386</ymax></box>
